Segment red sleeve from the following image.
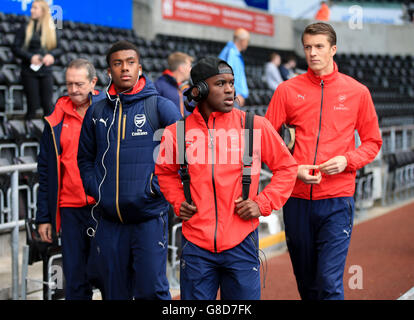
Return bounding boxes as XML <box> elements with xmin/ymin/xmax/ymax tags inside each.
<box><xmin>344</xmin><ymin>87</ymin><xmax>382</xmax><ymax>171</ymax></box>
<box><xmin>253</xmin><ymin>117</ymin><xmax>298</xmax><ymax>216</ymax></box>
<box><xmin>265</xmin><ymin>85</ymin><xmax>287</xmax><ymax>133</ymax></box>
<box><xmin>155</xmin><ymin>124</ymin><xmax>186</xmax><ymax>216</ymax></box>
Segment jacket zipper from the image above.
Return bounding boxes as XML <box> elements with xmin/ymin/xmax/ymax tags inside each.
<box><xmin>209</xmin><ymin>118</ymin><xmax>219</xmax><ymax>253</ymax></box>
<box><xmin>115</xmin><ymin>99</ymin><xmax>124</xmax><ymax>223</ymax></box>
<box><xmin>310</xmin><ymin>80</ymin><xmax>324</xmax><ymax>201</ymax></box>
<box><xmin>122</xmin><ymin>114</ymin><xmax>126</xmax><ymax>140</ymax></box>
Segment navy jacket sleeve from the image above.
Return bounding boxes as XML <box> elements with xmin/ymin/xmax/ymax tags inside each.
<box><xmin>36</xmin><ymin>127</ymin><xmax>52</xmax><ymax>224</ymax></box>
<box><xmin>77</xmin><ymin>104</ymin><xmax>99</xmax><ymax>200</ymax></box>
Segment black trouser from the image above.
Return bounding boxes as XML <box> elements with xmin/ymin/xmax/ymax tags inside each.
<box><xmin>21</xmin><ymin>72</ymin><xmax>54</xmax><ymax>119</ymax></box>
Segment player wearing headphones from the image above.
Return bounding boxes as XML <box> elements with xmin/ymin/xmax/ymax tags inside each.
<box><xmin>155</xmin><ymin>56</ymin><xmax>298</xmax><ymax>300</ymax></box>
<box><xmin>77</xmin><ymin>41</ymin><xmax>181</xmax><ymax>300</ymax></box>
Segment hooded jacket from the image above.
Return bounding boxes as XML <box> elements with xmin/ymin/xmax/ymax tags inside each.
<box><xmin>265</xmin><ymin>62</ymin><xmax>382</xmax><ymax>200</ymax></box>
<box><xmin>36</xmin><ymin>91</ymin><xmax>105</xmax><ymax>232</ymax></box>
<box><xmin>77</xmin><ymin>75</ymin><xmax>182</xmax><ymax>224</ymax></box>
<box><xmin>155</xmin><ymin>107</ymin><xmax>297</xmax><ymax>253</ymax></box>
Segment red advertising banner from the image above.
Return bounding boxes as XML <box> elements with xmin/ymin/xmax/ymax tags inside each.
<box><xmin>161</xmin><ymin>0</ymin><xmax>274</xmax><ymax>36</ymax></box>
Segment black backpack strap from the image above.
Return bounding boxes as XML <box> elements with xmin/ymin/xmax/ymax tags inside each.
<box><xmin>177</xmin><ymin>118</ymin><xmax>192</xmax><ymax>204</ymax></box>
<box><xmin>279</xmin><ymin>123</ymin><xmax>295</xmax><ymax>154</ymax></box>
<box><xmin>242</xmin><ymin>111</ymin><xmax>254</xmax><ymax>200</ymax></box>
<box><xmin>144</xmin><ymin>95</ymin><xmax>160</xmax><ymax>132</ymax></box>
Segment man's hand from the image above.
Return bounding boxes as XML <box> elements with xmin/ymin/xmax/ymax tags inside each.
<box><xmin>297</xmin><ymin>164</ymin><xmax>322</xmax><ymax>184</ymax></box>
<box><xmin>42</xmin><ymin>54</ymin><xmax>55</xmax><ymax>66</ymax></box>
<box><xmin>179</xmin><ymin>201</ymin><xmax>197</xmax><ymax>221</ymax></box>
<box><xmin>319</xmin><ymin>156</ymin><xmax>347</xmax><ymax>175</ymax></box>
<box><xmin>235</xmin><ymin>197</ymin><xmax>261</xmax><ymax>220</ymax></box>
<box><xmin>38</xmin><ymin>223</ymin><xmax>53</xmax><ymax>243</ymax></box>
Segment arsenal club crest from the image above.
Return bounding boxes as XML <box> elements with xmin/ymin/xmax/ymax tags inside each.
<box><xmin>134</xmin><ymin>114</ymin><xmax>146</xmax><ymax>128</ymax></box>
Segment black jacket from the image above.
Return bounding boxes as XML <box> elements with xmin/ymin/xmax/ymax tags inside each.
<box><xmin>12</xmin><ymin>20</ymin><xmax>62</xmax><ymax>76</ymax></box>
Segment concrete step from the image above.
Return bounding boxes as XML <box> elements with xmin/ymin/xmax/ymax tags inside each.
<box><xmin>0</xmin><ymin>250</ymin><xmax>43</xmax><ymax>300</ymax></box>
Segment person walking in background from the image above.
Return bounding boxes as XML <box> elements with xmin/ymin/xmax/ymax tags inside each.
<box><xmin>315</xmin><ymin>1</ymin><xmax>331</xmax><ymax>21</ymax></box>
<box><xmin>12</xmin><ymin>0</ymin><xmax>62</xmax><ymax>120</ymax></box>
<box><xmin>265</xmin><ymin>22</ymin><xmax>382</xmax><ymax>300</ymax></box>
<box><xmin>279</xmin><ymin>55</ymin><xmax>297</xmax><ymax>81</ymax></box>
<box><xmin>264</xmin><ymin>52</ymin><xmax>284</xmax><ymax>91</ymax></box>
<box><xmin>219</xmin><ymin>28</ymin><xmax>250</xmax><ymax>107</ymax></box>
<box><xmin>155</xmin><ymin>51</ymin><xmax>193</xmax><ymax>117</ymax></box>
<box><xmin>36</xmin><ymin>59</ymin><xmax>105</xmax><ymax>300</ymax></box>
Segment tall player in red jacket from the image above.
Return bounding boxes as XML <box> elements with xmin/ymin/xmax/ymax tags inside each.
<box><xmin>156</xmin><ymin>57</ymin><xmax>297</xmax><ymax>300</ymax></box>
<box><xmin>265</xmin><ymin>23</ymin><xmax>382</xmax><ymax>300</ymax></box>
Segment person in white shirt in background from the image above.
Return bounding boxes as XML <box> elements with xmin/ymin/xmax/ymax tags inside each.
<box><xmin>264</xmin><ymin>52</ymin><xmax>284</xmax><ymax>91</ymax></box>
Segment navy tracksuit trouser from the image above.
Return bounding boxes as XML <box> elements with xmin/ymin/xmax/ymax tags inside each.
<box><xmin>180</xmin><ymin>229</ymin><xmax>261</xmax><ymax>300</ymax></box>
<box><xmin>60</xmin><ymin>206</ymin><xmax>98</xmax><ymax>300</ymax></box>
<box><xmin>93</xmin><ymin>213</ymin><xmax>171</xmax><ymax>300</ymax></box>
<box><xmin>283</xmin><ymin>197</ymin><xmax>354</xmax><ymax>300</ymax></box>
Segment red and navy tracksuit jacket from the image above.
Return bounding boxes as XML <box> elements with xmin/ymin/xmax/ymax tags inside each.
<box><xmin>36</xmin><ymin>91</ymin><xmax>105</xmax><ymax>233</ymax></box>
<box><xmin>77</xmin><ymin>75</ymin><xmax>182</xmax><ymax>224</ymax></box>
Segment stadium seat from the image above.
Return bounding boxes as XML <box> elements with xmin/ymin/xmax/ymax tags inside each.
<box><xmin>26</xmin><ymin>119</ymin><xmax>44</xmax><ymax>142</ymax></box>
<box><xmin>4</xmin><ymin>120</ymin><xmax>28</xmax><ymax>145</ymax></box>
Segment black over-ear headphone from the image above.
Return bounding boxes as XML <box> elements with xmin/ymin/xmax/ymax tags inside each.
<box><xmin>187</xmin><ymin>80</ymin><xmax>209</xmax><ymax>102</ymax></box>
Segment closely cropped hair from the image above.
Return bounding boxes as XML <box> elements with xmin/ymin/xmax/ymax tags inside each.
<box><xmin>24</xmin><ymin>0</ymin><xmax>57</xmax><ymax>50</ymax></box>
<box><xmin>106</xmin><ymin>40</ymin><xmax>140</xmax><ymax>66</ymax></box>
<box><xmin>67</xmin><ymin>59</ymin><xmax>97</xmax><ymax>81</ymax></box>
<box><xmin>302</xmin><ymin>22</ymin><xmax>337</xmax><ymax>46</ymax></box>
<box><xmin>269</xmin><ymin>52</ymin><xmax>280</xmax><ymax>61</ymax></box>
<box><xmin>167</xmin><ymin>52</ymin><xmax>193</xmax><ymax>72</ymax></box>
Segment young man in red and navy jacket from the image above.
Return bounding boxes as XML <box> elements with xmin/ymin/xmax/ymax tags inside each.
<box><xmin>36</xmin><ymin>59</ymin><xmax>105</xmax><ymax>300</ymax></box>
<box><xmin>77</xmin><ymin>41</ymin><xmax>182</xmax><ymax>300</ymax></box>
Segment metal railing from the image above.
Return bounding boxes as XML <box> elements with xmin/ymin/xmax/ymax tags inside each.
<box><xmin>0</xmin><ymin>163</ymin><xmax>37</xmax><ymax>300</ymax></box>
<box><xmin>381</xmin><ymin>125</ymin><xmax>414</xmax><ymax>155</ymax></box>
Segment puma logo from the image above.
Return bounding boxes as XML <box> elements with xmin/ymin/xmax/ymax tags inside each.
<box><xmin>99</xmin><ymin>118</ymin><xmax>109</xmax><ymax>127</ymax></box>
<box><xmin>343</xmin><ymin>229</ymin><xmax>350</xmax><ymax>237</ymax></box>
<box><xmin>297</xmin><ymin>94</ymin><xmax>305</xmax><ymax>100</ymax></box>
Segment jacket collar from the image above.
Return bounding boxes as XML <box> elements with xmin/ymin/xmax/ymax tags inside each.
<box><xmin>306</xmin><ymin>61</ymin><xmax>339</xmax><ymax>86</ymax></box>
<box><xmin>192</xmin><ymin>105</ymin><xmax>234</xmax><ymax>127</ymax></box>
<box><xmin>107</xmin><ymin>76</ymin><xmax>146</xmax><ymax>96</ymax></box>
<box><xmin>162</xmin><ymin>69</ymin><xmax>180</xmax><ymax>87</ymax></box>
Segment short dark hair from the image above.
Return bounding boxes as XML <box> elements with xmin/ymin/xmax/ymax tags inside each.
<box><xmin>106</xmin><ymin>40</ymin><xmax>140</xmax><ymax>66</ymax></box>
<box><xmin>302</xmin><ymin>22</ymin><xmax>337</xmax><ymax>46</ymax></box>
<box><xmin>66</xmin><ymin>58</ymin><xmax>96</xmax><ymax>81</ymax></box>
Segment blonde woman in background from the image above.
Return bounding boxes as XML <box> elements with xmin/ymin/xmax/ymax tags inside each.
<box><xmin>12</xmin><ymin>0</ymin><xmax>62</xmax><ymax>120</ymax></box>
